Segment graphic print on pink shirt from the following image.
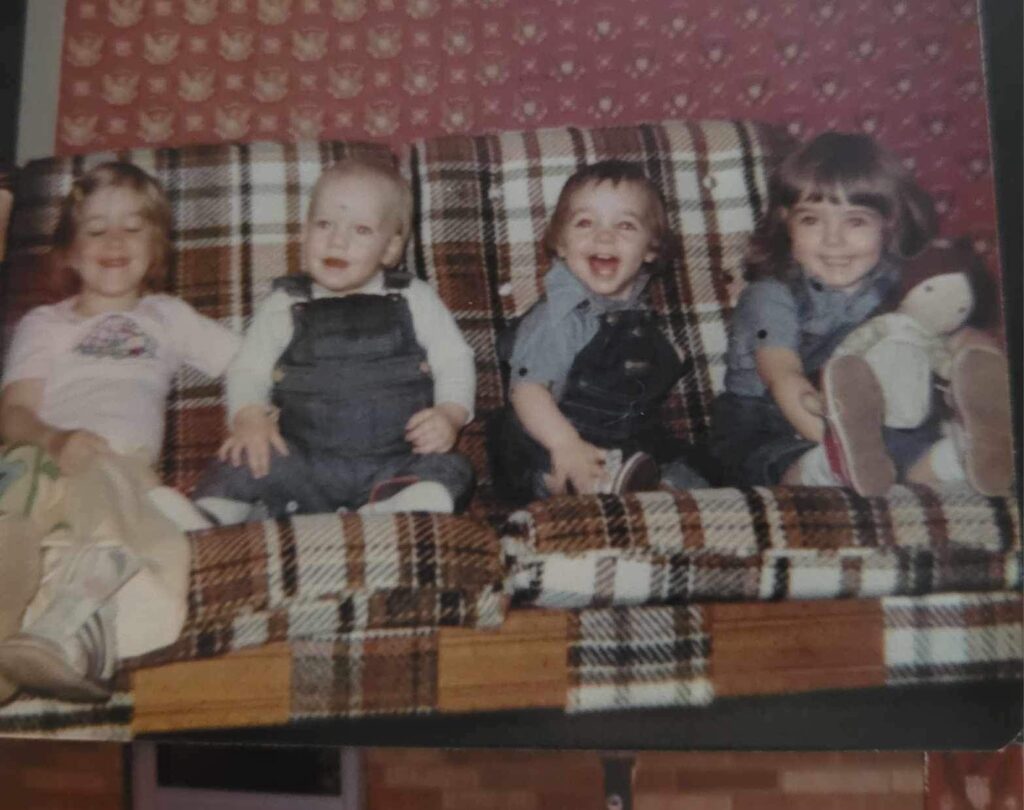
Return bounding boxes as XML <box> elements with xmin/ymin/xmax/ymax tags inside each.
<box><xmin>74</xmin><ymin>314</ymin><xmax>157</xmax><ymax>360</ymax></box>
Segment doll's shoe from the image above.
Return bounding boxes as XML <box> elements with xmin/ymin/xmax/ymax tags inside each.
<box><xmin>0</xmin><ymin>611</ymin><xmax>114</xmax><ymax>703</ymax></box>
<box><xmin>599</xmin><ymin>450</ymin><xmax>662</xmax><ymax>495</ymax></box>
<box><xmin>949</xmin><ymin>346</ymin><xmax>1014</xmax><ymax>496</ymax></box>
<box><xmin>822</xmin><ymin>354</ymin><xmax>895</xmax><ymax>496</ymax></box>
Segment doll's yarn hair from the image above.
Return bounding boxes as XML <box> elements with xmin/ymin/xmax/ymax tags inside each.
<box><xmin>543</xmin><ymin>160</ymin><xmax>674</xmax><ymax>273</ymax></box>
<box><xmin>745</xmin><ymin>132</ymin><xmax>938</xmax><ymax>284</ymax></box>
<box><xmin>884</xmin><ymin>237</ymin><xmax>1001</xmax><ymax>330</ymax></box>
<box><xmin>49</xmin><ymin>161</ymin><xmax>172</xmax><ymax>300</ymax></box>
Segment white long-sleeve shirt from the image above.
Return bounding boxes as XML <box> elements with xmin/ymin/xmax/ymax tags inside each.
<box><xmin>227</xmin><ymin>273</ymin><xmax>476</xmax><ymax>423</ymax></box>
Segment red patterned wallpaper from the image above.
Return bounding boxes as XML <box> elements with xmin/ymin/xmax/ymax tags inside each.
<box><xmin>57</xmin><ymin>0</ymin><xmax>998</xmax><ymax>251</ymax></box>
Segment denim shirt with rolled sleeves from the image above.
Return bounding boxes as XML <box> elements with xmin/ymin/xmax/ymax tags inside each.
<box><xmin>723</xmin><ymin>258</ymin><xmax>901</xmax><ymax>398</ymax></box>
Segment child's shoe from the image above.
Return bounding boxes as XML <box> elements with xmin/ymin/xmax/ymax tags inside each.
<box><xmin>599</xmin><ymin>449</ymin><xmax>662</xmax><ymax>495</ymax></box>
<box><xmin>822</xmin><ymin>354</ymin><xmax>895</xmax><ymax>496</ymax></box>
<box><xmin>0</xmin><ymin>606</ymin><xmax>115</xmax><ymax>703</ymax></box>
<box><xmin>192</xmin><ymin>496</ymin><xmax>254</xmax><ymax>526</ymax></box>
<box><xmin>0</xmin><ymin>545</ymin><xmax>137</xmax><ymax>703</ymax></box>
<box><xmin>949</xmin><ymin>345</ymin><xmax>1014</xmax><ymax>496</ymax></box>
<box><xmin>359</xmin><ymin>479</ymin><xmax>454</xmax><ymax>514</ymax></box>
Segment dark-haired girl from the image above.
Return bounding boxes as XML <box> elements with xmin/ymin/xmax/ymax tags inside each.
<box><xmin>711</xmin><ymin>132</ymin><xmax>939</xmax><ymax>487</ymax></box>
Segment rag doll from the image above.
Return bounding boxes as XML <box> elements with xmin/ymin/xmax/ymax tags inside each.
<box><xmin>823</xmin><ymin>239</ymin><xmax>1013</xmax><ymax>496</ymax></box>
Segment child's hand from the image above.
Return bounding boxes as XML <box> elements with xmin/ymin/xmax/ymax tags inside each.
<box><xmin>406</xmin><ymin>405</ymin><xmax>465</xmax><ymax>454</ymax></box>
<box><xmin>219</xmin><ymin>405</ymin><xmax>289</xmax><ymax>479</ymax></box>
<box><xmin>757</xmin><ymin>347</ymin><xmax>825</xmax><ymax>443</ymax></box>
<box><xmin>548</xmin><ymin>437</ymin><xmax>607</xmax><ymax>495</ymax></box>
<box><xmin>48</xmin><ymin>429</ymin><xmax>112</xmax><ymax>476</ymax></box>
<box><xmin>800</xmin><ymin>389</ymin><xmax>824</xmax><ymax>418</ymax></box>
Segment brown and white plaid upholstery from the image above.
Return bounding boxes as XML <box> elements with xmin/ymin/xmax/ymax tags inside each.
<box><xmin>563</xmin><ymin>590</ymin><xmax>1022</xmax><ymax>714</ymax></box>
<box><xmin>503</xmin><ymin>486</ymin><xmax>1021</xmax><ymax>609</ymax></box>
<box><xmin>126</xmin><ymin>512</ymin><xmax>505</xmax><ymax>670</ymax></box>
<box><xmin>408</xmin><ymin>120</ymin><xmax>791</xmax><ymax>518</ymax></box>
<box><xmin>289</xmin><ymin>630</ymin><xmax>440</xmax><ymax>719</ymax></box>
<box><xmin>883</xmin><ymin>591</ymin><xmax>1023</xmax><ymax>685</ymax></box>
<box><xmin>567</xmin><ymin>604</ymin><xmax>712</xmax><ymax>713</ymax></box>
<box><xmin>0</xmin><ymin>691</ymin><xmax>133</xmax><ymax>740</ymax></box>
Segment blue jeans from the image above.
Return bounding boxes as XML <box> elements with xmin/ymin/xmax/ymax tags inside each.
<box><xmin>193</xmin><ymin>446</ymin><xmax>474</xmax><ymax>516</ymax></box>
<box><xmin>711</xmin><ymin>392</ymin><xmax>941</xmax><ymax>487</ymax></box>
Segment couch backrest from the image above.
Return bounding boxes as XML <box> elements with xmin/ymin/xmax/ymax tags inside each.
<box><xmin>1</xmin><ymin>120</ymin><xmax>790</xmax><ymax>506</ymax></box>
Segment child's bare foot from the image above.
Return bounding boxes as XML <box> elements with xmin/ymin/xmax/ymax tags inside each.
<box><xmin>822</xmin><ymin>354</ymin><xmax>895</xmax><ymax>496</ymax></box>
<box><xmin>949</xmin><ymin>346</ymin><xmax>1013</xmax><ymax>496</ymax></box>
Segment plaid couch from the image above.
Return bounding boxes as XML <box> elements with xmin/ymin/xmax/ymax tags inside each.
<box><xmin>0</xmin><ymin>120</ymin><xmax>1019</xmax><ymax>738</ymax></box>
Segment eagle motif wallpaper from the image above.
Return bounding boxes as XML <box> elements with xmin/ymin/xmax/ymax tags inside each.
<box><xmin>57</xmin><ymin>0</ymin><xmax>999</xmax><ymax>258</ymax></box>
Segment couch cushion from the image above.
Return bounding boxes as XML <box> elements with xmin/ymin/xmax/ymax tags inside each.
<box><xmin>126</xmin><ymin>510</ymin><xmax>505</xmax><ymax>670</ymax></box>
<box><xmin>409</xmin><ymin>120</ymin><xmax>792</xmax><ymax>509</ymax></box>
<box><xmin>1</xmin><ymin>140</ymin><xmax>400</xmax><ymax>493</ymax></box>
<box><xmin>502</xmin><ymin>486</ymin><xmax>1022</xmax><ymax>609</ymax></box>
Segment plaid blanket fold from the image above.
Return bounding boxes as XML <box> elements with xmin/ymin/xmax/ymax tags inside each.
<box><xmin>503</xmin><ymin>487</ymin><xmax>1021</xmax><ymax>609</ymax></box>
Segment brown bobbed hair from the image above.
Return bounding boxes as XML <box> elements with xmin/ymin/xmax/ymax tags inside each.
<box><xmin>543</xmin><ymin>160</ymin><xmax>673</xmax><ymax>272</ymax></box>
<box><xmin>745</xmin><ymin>132</ymin><xmax>937</xmax><ymax>283</ymax></box>
<box><xmin>308</xmin><ymin>156</ymin><xmax>413</xmax><ymax>263</ymax></box>
<box><xmin>49</xmin><ymin>161</ymin><xmax>173</xmax><ymax>300</ymax></box>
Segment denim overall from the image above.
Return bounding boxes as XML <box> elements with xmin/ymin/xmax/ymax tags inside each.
<box><xmin>493</xmin><ymin>309</ymin><xmax>687</xmax><ymax>502</ymax></box>
<box><xmin>194</xmin><ymin>272</ymin><xmax>473</xmax><ymax>515</ymax></box>
<box><xmin>271</xmin><ymin>272</ymin><xmax>433</xmax><ymax>456</ymax></box>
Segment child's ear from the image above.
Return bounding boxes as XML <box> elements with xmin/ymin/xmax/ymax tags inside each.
<box><xmin>382</xmin><ymin>232</ymin><xmax>405</xmax><ymax>267</ymax></box>
<box><xmin>552</xmin><ymin>236</ymin><xmax>567</xmax><ymax>261</ymax></box>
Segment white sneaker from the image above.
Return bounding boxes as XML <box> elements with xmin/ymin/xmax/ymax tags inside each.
<box><xmin>0</xmin><ymin>599</ymin><xmax>118</xmax><ymax>703</ymax></box>
<box><xmin>358</xmin><ymin>481</ymin><xmax>454</xmax><ymax>514</ymax></box>
<box><xmin>193</xmin><ymin>496</ymin><xmax>255</xmax><ymax>526</ymax></box>
<box><xmin>149</xmin><ymin>486</ymin><xmax>213</xmax><ymax>531</ymax></box>
<box><xmin>597</xmin><ymin>450</ymin><xmax>661</xmax><ymax>494</ymax></box>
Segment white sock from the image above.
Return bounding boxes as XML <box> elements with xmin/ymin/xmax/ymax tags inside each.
<box><xmin>928</xmin><ymin>436</ymin><xmax>966</xmax><ymax>483</ymax></box>
<box><xmin>148</xmin><ymin>486</ymin><xmax>213</xmax><ymax>531</ymax></box>
<box><xmin>358</xmin><ymin>481</ymin><xmax>454</xmax><ymax>515</ymax></box>
<box><xmin>794</xmin><ymin>445</ymin><xmax>844</xmax><ymax>486</ymax></box>
<box><xmin>193</xmin><ymin>496</ymin><xmax>254</xmax><ymax>526</ymax></box>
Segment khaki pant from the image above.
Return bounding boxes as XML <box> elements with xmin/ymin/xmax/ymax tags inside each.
<box><xmin>0</xmin><ymin>445</ymin><xmax>191</xmax><ymax>696</ymax></box>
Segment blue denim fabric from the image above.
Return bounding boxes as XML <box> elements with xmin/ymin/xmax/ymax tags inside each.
<box><xmin>193</xmin><ymin>448</ymin><xmax>474</xmax><ymax>517</ymax></box>
<box><xmin>711</xmin><ymin>391</ymin><xmax>941</xmax><ymax>487</ymax></box>
<box><xmin>272</xmin><ymin>291</ymin><xmax>433</xmax><ymax>456</ymax></box>
<box><xmin>491</xmin><ymin>308</ymin><xmax>707</xmax><ymax>503</ymax></box>
<box><xmin>194</xmin><ymin>276</ymin><xmax>473</xmax><ymax>514</ymax></box>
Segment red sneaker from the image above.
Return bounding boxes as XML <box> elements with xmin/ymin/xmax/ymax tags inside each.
<box><xmin>822</xmin><ymin>354</ymin><xmax>895</xmax><ymax>496</ymax></box>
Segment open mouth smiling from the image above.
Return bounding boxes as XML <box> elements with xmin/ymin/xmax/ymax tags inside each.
<box><xmin>588</xmin><ymin>253</ymin><xmax>621</xmax><ymax>276</ymax></box>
